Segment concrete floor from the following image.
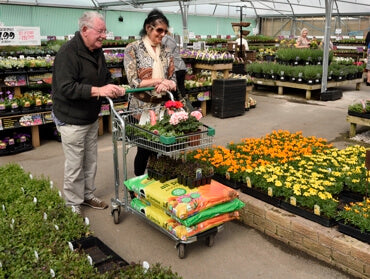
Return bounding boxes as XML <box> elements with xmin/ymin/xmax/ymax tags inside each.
<box><xmin>2</xmin><ymin>83</ymin><xmax>369</xmax><ymax>279</ymax></box>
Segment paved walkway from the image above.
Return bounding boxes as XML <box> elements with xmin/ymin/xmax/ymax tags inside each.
<box><xmin>2</xmin><ymin>83</ymin><xmax>369</xmax><ymax>278</ymax></box>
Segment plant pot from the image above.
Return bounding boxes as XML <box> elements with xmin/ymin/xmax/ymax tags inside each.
<box><xmin>337</xmin><ymin>221</ymin><xmax>370</xmax><ymax>244</ymax></box>
<box><xmin>241</xmin><ymin>184</ymin><xmax>282</xmax><ymax>207</ymax></box>
<box><xmin>347</xmin><ymin>110</ymin><xmax>370</xmax><ymax>119</ymax></box>
<box><xmin>187</xmin><ymin>130</ymin><xmax>201</xmax><ymax>147</ymax></box>
<box><xmin>307</xmin><ymin>79</ymin><xmax>314</xmax><ymax>85</ymax></box>
<box><xmin>280</xmin><ymin>201</ymin><xmax>336</xmax><ymax>227</ymax></box>
<box><xmin>72</xmin><ymin>236</ymin><xmax>129</xmax><ymax>274</ymax></box>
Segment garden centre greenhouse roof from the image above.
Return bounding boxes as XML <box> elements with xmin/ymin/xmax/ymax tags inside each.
<box><xmin>1</xmin><ymin>0</ymin><xmax>370</xmax><ymax>18</ymax></box>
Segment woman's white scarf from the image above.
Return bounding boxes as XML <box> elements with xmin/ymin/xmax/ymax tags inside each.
<box><xmin>142</xmin><ymin>35</ymin><xmax>164</xmax><ymax>80</ymax></box>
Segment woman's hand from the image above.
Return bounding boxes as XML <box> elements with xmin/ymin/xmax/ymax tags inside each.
<box><xmin>155</xmin><ymin>79</ymin><xmax>176</xmax><ymax>93</ymax></box>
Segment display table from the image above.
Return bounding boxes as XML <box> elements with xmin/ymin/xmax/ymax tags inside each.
<box><xmin>253</xmin><ymin>78</ymin><xmax>362</xmax><ymax>100</ymax></box>
<box><xmin>194</xmin><ymin>63</ymin><xmax>233</xmax><ymax>114</ymax></box>
<box><xmin>346</xmin><ymin>115</ymin><xmax>370</xmax><ymax>137</ymax></box>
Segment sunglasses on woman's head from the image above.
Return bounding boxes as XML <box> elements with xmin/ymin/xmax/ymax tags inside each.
<box><xmin>151</xmin><ymin>25</ymin><xmax>168</xmax><ymax>35</ymax></box>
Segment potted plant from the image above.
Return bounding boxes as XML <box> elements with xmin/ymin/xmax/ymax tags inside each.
<box><xmin>348</xmin><ymin>100</ymin><xmax>370</xmax><ymax>118</ymax></box>
<box><xmin>147</xmin><ymin>155</ymin><xmax>179</xmax><ymax>182</ymax></box>
<box><xmin>336</xmin><ymin>198</ymin><xmax>370</xmax><ymax>243</ymax></box>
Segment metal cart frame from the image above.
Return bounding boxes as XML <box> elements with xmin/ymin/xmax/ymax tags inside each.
<box><xmin>105</xmin><ymin>90</ymin><xmax>223</xmax><ymax>259</ymax></box>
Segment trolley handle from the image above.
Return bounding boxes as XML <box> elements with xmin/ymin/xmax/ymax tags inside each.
<box><xmin>106</xmin><ymin>86</ymin><xmax>174</xmax><ymax>104</ymax></box>
<box><xmin>125</xmin><ymin>87</ymin><xmax>174</xmax><ymax>101</ymax></box>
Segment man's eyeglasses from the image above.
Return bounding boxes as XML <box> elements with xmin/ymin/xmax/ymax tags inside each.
<box><xmin>88</xmin><ymin>26</ymin><xmax>109</xmax><ymax>35</ymax></box>
<box><xmin>151</xmin><ymin>25</ymin><xmax>168</xmax><ymax>35</ymax></box>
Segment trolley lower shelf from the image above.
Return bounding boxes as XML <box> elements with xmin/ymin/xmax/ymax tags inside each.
<box><xmin>111</xmin><ymin>197</ymin><xmax>224</xmax><ymax>259</ymax></box>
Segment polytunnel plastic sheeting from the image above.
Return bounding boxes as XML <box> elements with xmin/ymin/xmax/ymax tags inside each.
<box><xmin>1</xmin><ymin>0</ymin><xmax>370</xmax><ymax>18</ymax></box>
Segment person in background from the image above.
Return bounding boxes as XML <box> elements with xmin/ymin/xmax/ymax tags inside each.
<box><xmin>295</xmin><ymin>28</ymin><xmax>310</xmax><ymax>48</ymax></box>
<box><xmin>162</xmin><ymin>31</ymin><xmax>186</xmax><ymax>100</ymax></box>
<box><xmin>124</xmin><ymin>9</ymin><xmax>176</xmax><ymax>176</ymax></box>
<box><xmin>234</xmin><ymin>34</ymin><xmax>249</xmax><ymax>51</ymax></box>
<box><xmin>366</xmin><ymin>30</ymin><xmax>370</xmax><ymax>86</ymax></box>
<box><xmin>52</xmin><ymin>11</ymin><xmax>125</xmax><ymax>215</ymax></box>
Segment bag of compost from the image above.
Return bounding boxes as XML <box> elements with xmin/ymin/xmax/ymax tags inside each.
<box><xmin>125</xmin><ymin>175</ymin><xmax>239</xmax><ymax>219</ymax></box>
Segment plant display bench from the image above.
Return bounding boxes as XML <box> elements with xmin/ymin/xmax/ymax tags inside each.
<box><xmin>0</xmin><ymin>110</ymin><xmax>53</xmax><ymax>147</ymax></box>
<box><xmin>194</xmin><ymin>63</ymin><xmax>233</xmax><ymax>114</ymax></box>
<box><xmin>346</xmin><ymin>114</ymin><xmax>370</xmax><ymax>137</ymax></box>
<box><xmin>253</xmin><ymin>78</ymin><xmax>363</xmax><ymax>100</ymax></box>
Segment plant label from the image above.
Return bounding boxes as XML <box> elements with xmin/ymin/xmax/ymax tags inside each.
<box><xmin>290</xmin><ymin>196</ymin><xmax>296</xmax><ymax>206</ymax></box>
<box><xmin>87</xmin><ymin>255</ymin><xmax>93</xmax><ymax>266</ymax></box>
<box><xmin>314</xmin><ymin>204</ymin><xmax>321</xmax><ymax>216</ymax></box>
<box><xmin>245</xmin><ymin>176</ymin><xmax>252</xmax><ymax>188</ymax></box>
<box><xmin>225</xmin><ymin>172</ymin><xmax>230</xmax><ymax>180</ymax></box>
<box><xmin>68</xmin><ymin>242</ymin><xmax>74</xmax><ymax>251</ymax></box>
<box><xmin>268</xmin><ymin>187</ymin><xmax>273</xmax><ymax>197</ymax></box>
<box><xmin>196</xmin><ymin>168</ymin><xmax>202</xmax><ymax>180</ymax></box>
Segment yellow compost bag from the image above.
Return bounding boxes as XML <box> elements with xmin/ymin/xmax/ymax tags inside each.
<box><xmin>125</xmin><ymin>175</ymin><xmax>239</xmax><ymax>219</ymax></box>
<box><xmin>131</xmin><ymin>198</ymin><xmax>239</xmax><ymax>241</ymax></box>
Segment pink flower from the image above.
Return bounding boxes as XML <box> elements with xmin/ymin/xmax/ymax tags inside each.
<box><xmin>153</xmin><ymin>129</ymin><xmax>159</xmax><ymax>135</ymax></box>
<box><xmin>190</xmin><ymin>110</ymin><xmax>203</xmax><ymax>121</ymax></box>
<box><xmin>170</xmin><ymin>111</ymin><xmax>188</xmax><ymax>125</ymax></box>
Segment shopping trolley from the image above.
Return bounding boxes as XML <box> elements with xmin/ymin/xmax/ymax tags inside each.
<box><xmin>106</xmin><ymin>88</ymin><xmax>222</xmax><ymax>258</ymax></box>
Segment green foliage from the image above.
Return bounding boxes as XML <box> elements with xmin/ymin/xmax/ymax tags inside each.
<box><xmin>0</xmin><ymin>163</ymin><xmax>182</xmax><ymax>279</ymax></box>
<box><xmin>275</xmin><ymin>48</ymin><xmax>332</xmax><ymax>64</ymax></box>
<box><xmin>247</xmin><ymin>35</ymin><xmax>276</xmax><ymax>43</ymax></box>
<box><xmin>303</xmin><ymin>65</ymin><xmax>322</xmax><ymax>80</ymax></box>
<box><xmin>245</xmin><ymin>62</ymin><xmax>263</xmax><ymax>74</ymax></box>
<box><xmin>348</xmin><ymin>101</ymin><xmax>370</xmax><ymax>114</ymax></box>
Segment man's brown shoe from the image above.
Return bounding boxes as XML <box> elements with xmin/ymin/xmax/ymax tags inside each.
<box><xmin>82</xmin><ymin>196</ymin><xmax>108</xmax><ymax>209</ymax></box>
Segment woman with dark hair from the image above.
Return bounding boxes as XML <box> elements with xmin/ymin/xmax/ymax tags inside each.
<box><xmin>124</xmin><ymin>9</ymin><xmax>177</xmax><ymax>176</ymax></box>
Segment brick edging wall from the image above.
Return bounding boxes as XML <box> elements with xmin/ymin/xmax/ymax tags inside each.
<box><xmin>238</xmin><ymin>193</ymin><xmax>370</xmax><ymax>279</ymax></box>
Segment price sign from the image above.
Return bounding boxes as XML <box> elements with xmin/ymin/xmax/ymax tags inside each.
<box><xmin>0</xmin><ymin>26</ymin><xmax>41</xmax><ymax>46</ymax></box>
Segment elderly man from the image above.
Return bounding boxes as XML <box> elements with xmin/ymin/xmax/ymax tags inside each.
<box><xmin>52</xmin><ymin>11</ymin><xmax>125</xmax><ymax>215</ymax></box>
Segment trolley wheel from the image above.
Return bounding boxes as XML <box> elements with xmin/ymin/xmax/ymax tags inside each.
<box><xmin>112</xmin><ymin>208</ymin><xmax>120</xmax><ymax>224</ymax></box>
<box><xmin>177</xmin><ymin>243</ymin><xmax>186</xmax><ymax>259</ymax></box>
<box><xmin>206</xmin><ymin>233</ymin><xmax>216</xmax><ymax>247</ymax></box>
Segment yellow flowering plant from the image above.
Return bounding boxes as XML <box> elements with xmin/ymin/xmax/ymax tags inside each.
<box><xmin>186</xmin><ymin>131</ymin><xmax>369</xmax><ymax>219</ymax></box>
<box><xmin>337</xmin><ymin>198</ymin><xmax>370</xmax><ymax>233</ymax></box>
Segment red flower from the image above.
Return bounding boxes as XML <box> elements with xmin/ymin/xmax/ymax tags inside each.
<box><xmin>165</xmin><ymin>100</ymin><xmax>184</xmax><ymax>110</ymax></box>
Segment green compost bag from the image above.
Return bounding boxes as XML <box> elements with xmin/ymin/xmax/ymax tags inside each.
<box><xmin>124</xmin><ymin>174</ymin><xmax>152</xmax><ymax>193</ymax></box>
<box><xmin>176</xmin><ymin>198</ymin><xmax>245</xmax><ymax>227</ymax></box>
<box><xmin>135</xmin><ymin>195</ymin><xmax>245</xmax><ymax>227</ymax></box>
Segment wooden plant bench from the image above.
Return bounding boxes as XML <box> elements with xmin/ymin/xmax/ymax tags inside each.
<box><xmin>346</xmin><ymin>114</ymin><xmax>370</xmax><ymax>137</ymax></box>
<box><xmin>253</xmin><ymin>78</ymin><xmax>362</xmax><ymax>100</ymax></box>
